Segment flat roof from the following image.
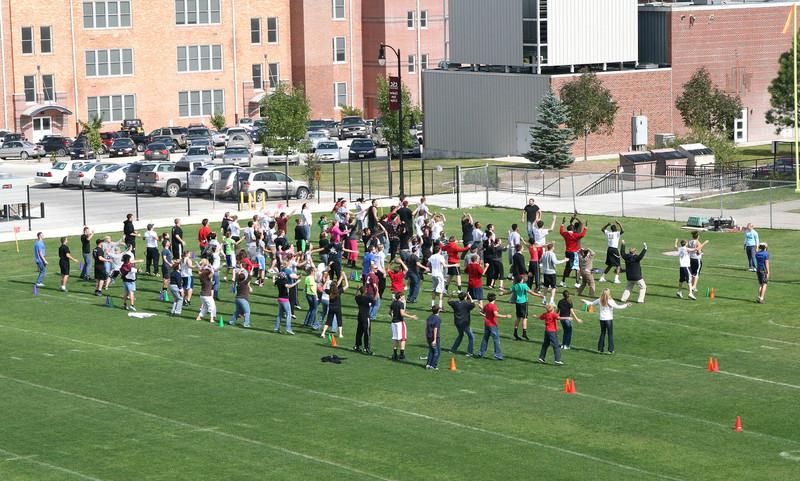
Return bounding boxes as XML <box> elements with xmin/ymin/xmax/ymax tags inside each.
<box><xmin>640</xmin><ymin>0</ymin><xmax>794</xmax><ymax>12</ymax></box>
<box><xmin>620</xmin><ymin>152</ymin><xmax>654</xmax><ymax>162</ymax></box>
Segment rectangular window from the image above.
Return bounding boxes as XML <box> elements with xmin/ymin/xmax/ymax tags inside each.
<box><xmin>21</xmin><ymin>27</ymin><xmax>33</xmax><ymax>54</ymax></box>
<box><xmin>177</xmin><ymin>44</ymin><xmax>222</xmax><ymax>72</ymax></box>
<box><xmin>420</xmin><ymin>10</ymin><xmax>428</xmax><ymax>28</ymax></box>
<box><xmin>40</xmin><ymin>26</ymin><xmax>52</xmax><ymax>54</ymax></box>
<box><xmin>332</xmin><ymin>0</ymin><xmax>345</xmax><ymax>19</ymax></box>
<box><xmin>333</xmin><ymin>36</ymin><xmax>346</xmax><ymax>63</ymax></box>
<box><xmin>250</xmin><ymin>18</ymin><xmax>261</xmax><ymax>44</ymax></box>
<box><xmin>86</xmin><ymin>48</ymin><xmax>134</xmax><ymax>77</ymax></box>
<box><xmin>176</xmin><ymin>0</ymin><xmax>221</xmax><ymax>25</ymax></box>
<box><xmin>334</xmin><ymin>82</ymin><xmax>347</xmax><ymax>108</ymax></box>
<box><xmin>24</xmin><ymin>75</ymin><xmax>35</xmax><ymax>102</ymax></box>
<box><xmin>268</xmin><ymin>63</ymin><xmax>280</xmax><ymax>88</ymax></box>
<box><xmin>267</xmin><ymin>17</ymin><xmax>278</xmax><ymax>43</ymax></box>
<box><xmin>252</xmin><ymin>64</ymin><xmax>263</xmax><ymax>89</ymax></box>
<box><xmin>87</xmin><ymin>94</ymin><xmax>136</xmax><ymax>122</ymax></box>
<box><xmin>407</xmin><ymin>11</ymin><xmax>414</xmax><ymax>29</ymax></box>
<box><xmin>82</xmin><ymin>1</ymin><xmax>132</xmax><ymax>29</ymax></box>
<box><xmin>421</xmin><ymin>54</ymin><xmax>429</xmax><ymax>71</ymax></box>
<box><xmin>42</xmin><ymin>74</ymin><xmax>55</xmax><ymax>101</ymax></box>
<box><xmin>408</xmin><ymin>54</ymin><xmax>416</xmax><ymax>74</ymax></box>
<box><xmin>178</xmin><ymin>89</ymin><xmax>224</xmax><ymax>117</ymax></box>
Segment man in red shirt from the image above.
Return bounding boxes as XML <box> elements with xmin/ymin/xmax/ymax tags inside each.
<box><xmin>387</xmin><ymin>259</ymin><xmax>407</xmax><ymax>295</ymax></box>
<box><xmin>464</xmin><ymin>254</ymin><xmax>488</xmax><ymax>308</ymax></box>
<box><xmin>475</xmin><ymin>293</ymin><xmax>511</xmax><ymax>360</ymax></box>
<box><xmin>537</xmin><ymin>304</ymin><xmax>563</xmax><ymax>364</ymax></box>
<box><xmin>442</xmin><ymin>236</ymin><xmax>470</xmax><ymax>292</ymax></box>
<box><xmin>198</xmin><ymin>218</ymin><xmax>212</xmax><ymax>253</ymax></box>
<box><xmin>559</xmin><ymin>215</ymin><xmax>587</xmax><ymax>287</ymax></box>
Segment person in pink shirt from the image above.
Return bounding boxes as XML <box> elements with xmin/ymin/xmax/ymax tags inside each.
<box><xmin>330</xmin><ymin>222</ymin><xmax>348</xmax><ymax>244</ymax></box>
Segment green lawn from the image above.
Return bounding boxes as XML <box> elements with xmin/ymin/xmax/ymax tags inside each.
<box><xmin>676</xmin><ymin>185</ymin><xmax>799</xmax><ymax>209</ymax></box>
<box><xmin>2</xmin><ymin>208</ymin><xmax>800</xmax><ymax>480</ymax></box>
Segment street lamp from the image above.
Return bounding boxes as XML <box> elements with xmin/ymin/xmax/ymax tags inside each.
<box><xmin>378</xmin><ymin>42</ymin><xmax>404</xmax><ymax>199</ymax></box>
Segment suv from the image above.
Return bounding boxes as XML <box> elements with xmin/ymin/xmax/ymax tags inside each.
<box><xmin>308</xmin><ymin>119</ymin><xmax>338</xmax><ymax>139</ymax></box>
<box><xmin>38</xmin><ymin>136</ymin><xmax>73</xmax><ymax>155</ymax></box>
<box><xmin>338</xmin><ymin>117</ymin><xmax>369</xmax><ymax>139</ymax></box>
<box><xmin>121</xmin><ymin>118</ymin><xmax>144</xmax><ymax>135</ymax></box>
<box><xmin>240</xmin><ymin>170</ymin><xmax>311</xmax><ymax>201</ymax></box>
<box><xmin>225</xmin><ymin>128</ymin><xmax>253</xmax><ymax>149</ymax></box>
<box><xmin>139</xmin><ymin>160</ymin><xmax>205</xmax><ymax>197</ymax></box>
<box><xmin>125</xmin><ymin>162</ymin><xmax>160</xmax><ymax>191</ymax></box>
<box><xmin>188</xmin><ymin>165</ymin><xmax>236</xmax><ymax>196</ymax></box>
<box><xmin>147</xmin><ymin>127</ymin><xmax>188</xmax><ymax>150</ymax></box>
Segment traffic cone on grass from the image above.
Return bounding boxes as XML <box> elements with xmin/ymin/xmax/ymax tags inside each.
<box><xmin>734</xmin><ymin>416</ymin><xmax>743</xmax><ymax>432</ymax></box>
<box><xmin>105</xmin><ymin>296</ymin><xmax>113</xmax><ymax>308</ymax></box>
<box><xmin>587</xmin><ymin>305</ymin><xmax>594</xmax><ymax>314</ymax></box>
<box><xmin>712</xmin><ymin>357</ymin><xmax>719</xmax><ymax>372</ymax></box>
<box><xmin>219</xmin><ymin>316</ymin><xmax>224</xmax><ymax>327</ymax></box>
<box><xmin>330</xmin><ymin>335</ymin><xmax>337</xmax><ymax>348</ymax></box>
<box><xmin>449</xmin><ymin>357</ymin><xmax>457</xmax><ymax>372</ymax></box>
<box><xmin>709</xmin><ymin>288</ymin><xmax>715</xmax><ymax>300</ymax></box>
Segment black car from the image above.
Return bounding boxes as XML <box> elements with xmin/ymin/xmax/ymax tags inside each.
<box><xmin>38</xmin><ymin>136</ymin><xmax>72</xmax><ymax>155</ymax></box>
<box><xmin>152</xmin><ymin>135</ymin><xmax>177</xmax><ymax>152</ymax></box>
<box><xmin>753</xmin><ymin>158</ymin><xmax>795</xmax><ymax>179</ymax></box>
<box><xmin>348</xmin><ymin>138</ymin><xmax>377</xmax><ymax>160</ymax></box>
<box><xmin>69</xmin><ymin>140</ymin><xmax>97</xmax><ymax>160</ymax></box>
<box><xmin>390</xmin><ymin>142</ymin><xmax>422</xmax><ymax>159</ymax></box>
<box><xmin>109</xmin><ymin>138</ymin><xmax>137</xmax><ymax>157</ymax></box>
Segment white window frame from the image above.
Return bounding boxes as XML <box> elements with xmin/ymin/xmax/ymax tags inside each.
<box><xmin>40</xmin><ymin>26</ymin><xmax>53</xmax><ymax>54</ymax></box>
<box><xmin>23</xmin><ymin>75</ymin><xmax>36</xmax><ymax>102</ymax></box>
<box><xmin>332</xmin><ymin>0</ymin><xmax>345</xmax><ymax>20</ymax></box>
<box><xmin>252</xmin><ymin>63</ymin><xmax>263</xmax><ymax>90</ymax></box>
<box><xmin>420</xmin><ymin>10</ymin><xmax>428</xmax><ymax>29</ymax></box>
<box><xmin>21</xmin><ymin>26</ymin><xmax>33</xmax><ymax>55</ymax></box>
<box><xmin>267</xmin><ymin>17</ymin><xmax>279</xmax><ymax>44</ymax></box>
<box><xmin>408</xmin><ymin>54</ymin><xmax>416</xmax><ymax>74</ymax></box>
<box><xmin>87</xmin><ymin>94</ymin><xmax>136</xmax><ymax>122</ymax></box>
<box><xmin>176</xmin><ymin>44</ymin><xmax>223</xmax><ymax>73</ymax></box>
<box><xmin>332</xmin><ymin>36</ymin><xmax>346</xmax><ymax>64</ymax></box>
<box><xmin>250</xmin><ymin>17</ymin><xmax>261</xmax><ymax>44</ymax></box>
<box><xmin>334</xmin><ymin>82</ymin><xmax>347</xmax><ymax>108</ymax></box>
<box><xmin>178</xmin><ymin>89</ymin><xmax>224</xmax><ymax>117</ymax></box>
<box><xmin>421</xmin><ymin>54</ymin><xmax>429</xmax><ymax>71</ymax></box>
<box><xmin>85</xmin><ymin>48</ymin><xmax>134</xmax><ymax>77</ymax></box>
<box><xmin>175</xmin><ymin>0</ymin><xmax>221</xmax><ymax>26</ymax></box>
<box><xmin>82</xmin><ymin>1</ymin><xmax>132</xmax><ymax>29</ymax></box>
<box><xmin>42</xmin><ymin>74</ymin><xmax>55</xmax><ymax>101</ymax></box>
<box><xmin>407</xmin><ymin>11</ymin><xmax>415</xmax><ymax>29</ymax></box>
<box><xmin>268</xmin><ymin>63</ymin><xmax>280</xmax><ymax>88</ymax></box>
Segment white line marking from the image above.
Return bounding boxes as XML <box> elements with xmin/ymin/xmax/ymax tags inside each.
<box><xmin>0</xmin><ymin>447</ymin><xmax>104</xmax><ymax>481</ymax></box>
<box><xmin>736</xmin><ymin>350</ymin><xmax>753</xmax><ymax>354</ymax></box>
<box><xmin>0</xmin><ymin>325</ymin><xmax>690</xmax><ymax>481</ymax></box>
<box><xmin>760</xmin><ymin>345</ymin><xmax>780</xmax><ymax>350</ymax></box>
<box><xmin>9</xmin><ymin>356</ymin><xmax>22</xmax><ymax>361</ymax></box>
<box><xmin>459</xmin><ymin>389</ymin><xmax>476</xmax><ymax>394</ymax></box>
<box><xmin>603</xmin><ymin>368</ymin><xmax>621</xmax><ymax>373</ymax></box>
<box><xmin>768</xmin><ymin>319</ymin><xmax>800</xmax><ymax>329</ymax></box>
<box><xmin>0</xmin><ymin>375</ymin><xmax>395</xmax><ymax>481</ymax></box>
<box><xmin>628</xmin><ymin>315</ymin><xmax>800</xmax><ymax>347</ymax></box>
<box><xmin>780</xmin><ymin>450</ymin><xmax>800</xmax><ymax>462</ymax></box>
<box><xmin>69</xmin><ymin>349</ymin><xmax>82</xmax><ymax>352</ymax></box>
<box><xmin>43</xmin><ymin>353</ymin><xmax>55</xmax><ymax>357</ymax></box>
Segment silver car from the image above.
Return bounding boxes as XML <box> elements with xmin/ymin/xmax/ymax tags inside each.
<box><xmin>0</xmin><ymin>140</ymin><xmax>44</xmax><ymax>160</ymax></box>
<box><xmin>315</xmin><ymin>141</ymin><xmax>341</xmax><ymax>162</ymax></box>
<box><xmin>188</xmin><ymin>165</ymin><xmax>235</xmax><ymax>196</ymax></box>
<box><xmin>306</xmin><ymin>130</ymin><xmax>329</xmax><ymax>149</ymax></box>
<box><xmin>241</xmin><ymin>170</ymin><xmax>311</xmax><ymax>201</ymax></box>
<box><xmin>226</xmin><ymin>129</ymin><xmax>253</xmax><ymax>149</ymax></box>
<box><xmin>211</xmin><ymin>130</ymin><xmax>227</xmax><ymax>146</ymax></box>
<box><xmin>182</xmin><ymin>145</ymin><xmax>216</xmax><ymax>163</ymax></box>
<box><xmin>222</xmin><ymin>146</ymin><xmax>253</xmax><ymax>166</ymax></box>
<box><xmin>92</xmin><ymin>163</ymin><xmax>129</xmax><ymax>191</ymax></box>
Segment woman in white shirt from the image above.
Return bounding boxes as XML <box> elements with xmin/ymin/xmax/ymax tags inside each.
<box><xmin>143</xmin><ymin>224</ymin><xmax>160</xmax><ymax>276</ymax></box>
<box><xmin>583</xmin><ymin>288</ymin><xmax>630</xmax><ymax>354</ymax></box>
<box><xmin>300</xmin><ymin>203</ymin><xmax>312</xmax><ymax>240</ymax></box>
<box><xmin>180</xmin><ymin>251</ymin><xmax>195</xmax><ymax>306</ymax></box>
<box><xmin>229</xmin><ymin>215</ymin><xmax>241</xmax><ymax>242</ymax></box>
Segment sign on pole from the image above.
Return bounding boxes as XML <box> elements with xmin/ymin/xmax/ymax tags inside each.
<box><xmin>388</xmin><ymin>76</ymin><xmax>401</xmax><ymax>111</ymax></box>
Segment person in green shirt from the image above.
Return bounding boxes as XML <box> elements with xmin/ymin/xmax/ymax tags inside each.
<box><xmin>222</xmin><ymin>231</ymin><xmax>239</xmax><ymax>281</ymax></box>
<box><xmin>303</xmin><ymin>265</ymin><xmax>319</xmax><ymax>327</ymax></box>
<box><xmin>317</xmin><ymin>215</ymin><xmax>330</xmax><ymax>235</ymax></box>
<box><xmin>511</xmin><ymin>275</ymin><xmax>544</xmax><ymax>341</ymax></box>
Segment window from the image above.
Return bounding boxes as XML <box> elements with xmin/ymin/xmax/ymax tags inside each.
<box><xmin>267</xmin><ymin>17</ymin><xmax>278</xmax><ymax>43</ymax></box>
<box><xmin>175</xmin><ymin>0</ymin><xmax>221</xmax><ymax>25</ymax></box>
<box><xmin>407</xmin><ymin>11</ymin><xmax>414</xmax><ymax>29</ymax></box>
<box><xmin>268</xmin><ymin>63</ymin><xmax>280</xmax><ymax>88</ymax></box>
<box><xmin>334</xmin><ymin>82</ymin><xmax>347</xmax><ymax>108</ymax></box>
<box><xmin>42</xmin><ymin>75</ymin><xmax>55</xmax><ymax>101</ymax></box>
<box><xmin>408</xmin><ymin>54</ymin><xmax>416</xmax><ymax>74</ymax></box>
<box><xmin>86</xmin><ymin>49</ymin><xmax>134</xmax><ymax>77</ymax></box>
<box><xmin>82</xmin><ymin>1</ymin><xmax>132</xmax><ymax>28</ymax></box>
<box><xmin>21</xmin><ymin>27</ymin><xmax>33</xmax><ymax>54</ymax></box>
<box><xmin>87</xmin><ymin>94</ymin><xmax>136</xmax><ymax>122</ymax></box>
<box><xmin>420</xmin><ymin>10</ymin><xmax>428</xmax><ymax>28</ymax></box>
<box><xmin>332</xmin><ymin>36</ymin><xmax>346</xmax><ymax>63</ymax></box>
<box><xmin>332</xmin><ymin>0</ymin><xmax>345</xmax><ymax>19</ymax></box>
<box><xmin>252</xmin><ymin>64</ymin><xmax>262</xmax><ymax>89</ymax></box>
<box><xmin>177</xmin><ymin>45</ymin><xmax>222</xmax><ymax>72</ymax></box>
<box><xmin>421</xmin><ymin>54</ymin><xmax>429</xmax><ymax>71</ymax></box>
<box><xmin>23</xmin><ymin>76</ymin><xmax>35</xmax><ymax>102</ymax></box>
<box><xmin>40</xmin><ymin>26</ymin><xmax>52</xmax><ymax>53</ymax></box>
<box><xmin>250</xmin><ymin>18</ymin><xmax>261</xmax><ymax>44</ymax></box>
<box><xmin>178</xmin><ymin>89</ymin><xmax>224</xmax><ymax>117</ymax></box>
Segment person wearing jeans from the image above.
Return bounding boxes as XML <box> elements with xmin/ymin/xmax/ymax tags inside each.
<box><xmin>80</xmin><ymin>226</ymin><xmax>93</xmax><ymax>280</ymax></box>
<box><xmin>476</xmin><ymin>294</ymin><xmax>511</xmax><ymax>360</ymax></box>
<box><xmin>448</xmin><ymin>292</ymin><xmax>476</xmax><ymax>355</ymax></box>
<box><xmin>168</xmin><ymin>262</ymin><xmax>184</xmax><ymax>316</ymax></box>
<box><xmin>583</xmin><ymin>288</ymin><xmax>629</xmax><ymax>354</ymax></box>
<box><xmin>229</xmin><ymin>267</ymin><xmax>252</xmax><ymax>328</ymax></box>
<box><xmin>273</xmin><ymin>272</ymin><xmax>298</xmax><ymax>334</ymax></box>
<box><xmin>425</xmin><ymin>307</ymin><xmax>442</xmax><ymax>369</ymax></box>
<box><xmin>33</xmin><ymin>232</ymin><xmax>47</xmax><ymax>286</ymax></box>
<box><xmin>743</xmin><ymin>223</ymin><xmax>759</xmax><ymax>271</ymax></box>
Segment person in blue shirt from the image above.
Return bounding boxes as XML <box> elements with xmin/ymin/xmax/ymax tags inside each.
<box><xmin>33</xmin><ymin>232</ymin><xmax>47</xmax><ymax>287</ymax></box>
<box><xmin>425</xmin><ymin>306</ymin><xmax>442</xmax><ymax>370</ymax></box>
<box><xmin>743</xmin><ymin>223</ymin><xmax>759</xmax><ymax>271</ymax></box>
<box><xmin>755</xmin><ymin>243</ymin><xmax>770</xmax><ymax>304</ymax></box>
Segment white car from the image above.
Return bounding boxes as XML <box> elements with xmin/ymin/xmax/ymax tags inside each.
<box><xmin>188</xmin><ymin>164</ymin><xmax>237</xmax><ymax>196</ymax></box>
<box><xmin>315</xmin><ymin>140</ymin><xmax>341</xmax><ymax>162</ymax></box>
<box><xmin>237</xmin><ymin>118</ymin><xmax>254</xmax><ymax>130</ymax></box>
<box><xmin>66</xmin><ymin>162</ymin><xmax>117</xmax><ymax>188</ymax></box>
<box><xmin>211</xmin><ymin>130</ymin><xmax>227</xmax><ymax>146</ymax></box>
<box><xmin>35</xmin><ymin>160</ymin><xmax>86</xmax><ymax>187</ymax></box>
<box><xmin>306</xmin><ymin>130</ymin><xmax>330</xmax><ymax>149</ymax></box>
<box><xmin>92</xmin><ymin>163</ymin><xmax>129</xmax><ymax>191</ymax></box>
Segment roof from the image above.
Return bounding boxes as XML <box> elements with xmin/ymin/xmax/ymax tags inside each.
<box><xmin>679</xmin><ymin>143</ymin><xmax>713</xmax><ymax>155</ymax></box>
<box><xmin>20</xmin><ymin>103</ymin><xmax>72</xmax><ymax>117</ymax></box>
<box><xmin>651</xmin><ymin>148</ymin><xmax>687</xmax><ymax>160</ymax></box>
<box><xmin>619</xmin><ymin>152</ymin><xmax>654</xmax><ymax>163</ymax></box>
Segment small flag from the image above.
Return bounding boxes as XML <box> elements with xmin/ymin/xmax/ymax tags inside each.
<box><xmin>783</xmin><ymin>4</ymin><xmax>795</xmax><ymax>34</ymax></box>
<box><xmin>191</xmin><ymin>251</ymin><xmax>196</xmax><ymax>259</ymax></box>
<box><xmin>105</xmin><ymin>296</ymin><xmax>113</xmax><ymax>307</ymax></box>
<box><xmin>33</xmin><ymin>284</ymin><xmax>38</xmax><ymax>296</ymax></box>
<box><xmin>13</xmin><ymin>226</ymin><xmax>21</xmax><ymax>234</ymax></box>
<box><xmin>277</xmin><ymin>203</ymin><xmax>285</xmax><ymax>210</ymax></box>
<box><xmin>79</xmin><ymin>262</ymin><xmax>84</xmax><ymax>271</ymax></box>
<box><xmin>219</xmin><ymin>316</ymin><xmax>224</xmax><ymax>327</ymax></box>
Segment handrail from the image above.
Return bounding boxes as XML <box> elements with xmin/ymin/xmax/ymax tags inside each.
<box><xmin>576</xmin><ymin>169</ymin><xmax>617</xmax><ymax>197</ymax></box>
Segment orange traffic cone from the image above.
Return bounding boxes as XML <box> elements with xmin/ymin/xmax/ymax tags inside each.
<box><xmin>564</xmin><ymin>378</ymin><xmax>572</xmax><ymax>393</ymax></box>
<box><xmin>709</xmin><ymin>288</ymin><xmax>715</xmax><ymax>300</ymax></box>
<box><xmin>587</xmin><ymin>305</ymin><xmax>594</xmax><ymax>313</ymax></box>
<box><xmin>712</xmin><ymin>357</ymin><xmax>719</xmax><ymax>372</ymax></box>
<box><xmin>707</xmin><ymin>357</ymin><xmax>715</xmax><ymax>372</ymax></box>
<box><xmin>569</xmin><ymin>378</ymin><xmax>576</xmax><ymax>394</ymax></box>
<box><xmin>734</xmin><ymin>416</ymin><xmax>743</xmax><ymax>432</ymax></box>
<box><xmin>449</xmin><ymin>357</ymin><xmax>457</xmax><ymax>372</ymax></box>
<box><xmin>330</xmin><ymin>335</ymin><xmax>337</xmax><ymax>348</ymax></box>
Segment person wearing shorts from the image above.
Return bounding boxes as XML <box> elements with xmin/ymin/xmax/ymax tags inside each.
<box><xmin>755</xmin><ymin>243</ymin><xmax>769</xmax><ymax>304</ymax></box>
<box><xmin>599</xmin><ymin>221</ymin><xmax>623</xmax><ymax>284</ymax></box>
<box><xmin>92</xmin><ymin>239</ymin><xmax>110</xmax><ymax>296</ymax></box>
<box><xmin>540</xmin><ymin>243</ymin><xmax>566</xmax><ymax>306</ymax></box>
<box><xmin>390</xmin><ymin>293</ymin><xmax>417</xmax><ymax>361</ymax></box>
<box><xmin>58</xmin><ymin>237</ymin><xmax>79</xmax><ymax>292</ymax></box>
<box><xmin>119</xmin><ymin>253</ymin><xmax>143</xmax><ymax>311</ymax></box>
<box><xmin>675</xmin><ymin>239</ymin><xmax>691</xmax><ymax>299</ymax></box>
<box><xmin>511</xmin><ymin>275</ymin><xmax>543</xmax><ymax>340</ymax></box>
<box><xmin>688</xmin><ymin>231</ymin><xmax>709</xmax><ymax>296</ymax></box>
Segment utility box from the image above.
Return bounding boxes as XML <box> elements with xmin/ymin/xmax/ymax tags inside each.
<box><xmin>654</xmin><ymin>133</ymin><xmax>675</xmax><ymax>148</ymax></box>
<box><xmin>687</xmin><ymin>216</ymin><xmax>710</xmax><ymax>228</ymax></box>
<box><xmin>632</xmin><ymin>116</ymin><xmax>648</xmax><ymax>149</ymax></box>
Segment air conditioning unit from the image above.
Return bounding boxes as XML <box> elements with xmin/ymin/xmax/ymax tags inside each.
<box><xmin>655</xmin><ymin>133</ymin><xmax>675</xmax><ymax>148</ymax></box>
<box><xmin>632</xmin><ymin>116</ymin><xmax>648</xmax><ymax>148</ymax></box>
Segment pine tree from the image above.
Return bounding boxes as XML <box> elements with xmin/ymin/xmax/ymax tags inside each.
<box><xmin>525</xmin><ymin>91</ymin><xmax>575</xmax><ymax>169</ymax></box>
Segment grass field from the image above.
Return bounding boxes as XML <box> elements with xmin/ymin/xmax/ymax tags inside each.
<box><xmin>2</xmin><ymin>207</ymin><xmax>800</xmax><ymax>481</ymax></box>
<box><xmin>676</xmin><ymin>185</ymin><xmax>799</xmax><ymax>210</ymax></box>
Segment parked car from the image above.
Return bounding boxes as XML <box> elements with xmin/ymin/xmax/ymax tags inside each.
<box><xmin>37</xmin><ymin>136</ymin><xmax>73</xmax><ymax>156</ymax></box>
<box><xmin>147</xmin><ymin>127</ymin><xmax>187</xmax><ymax>150</ymax></box>
<box><xmin>0</xmin><ymin>130</ymin><xmax>14</xmax><ymax>145</ymax></box>
<box><xmin>348</xmin><ymin>138</ymin><xmax>377</xmax><ymax>160</ymax></box>
<box><xmin>151</xmin><ymin>135</ymin><xmax>177</xmax><ymax>152</ymax></box>
<box><xmin>187</xmin><ymin>127</ymin><xmax>212</xmax><ymax>140</ymax></box>
<box><xmin>315</xmin><ymin>141</ymin><xmax>341</xmax><ymax>162</ymax></box>
<box><xmin>0</xmin><ymin>140</ymin><xmax>44</xmax><ymax>159</ymax></box>
<box><xmin>124</xmin><ymin>162</ymin><xmax>160</xmax><ymax>191</ymax></box>
<box><xmin>249</xmin><ymin>128</ymin><xmax>262</xmax><ymax>144</ymax></box>
<box><xmin>187</xmin><ymin>137</ymin><xmax>214</xmax><ymax>155</ymax></box>
<box><xmin>120</xmin><ymin>118</ymin><xmax>144</xmax><ymax>135</ymax></box>
<box><xmin>752</xmin><ymin>158</ymin><xmax>795</xmax><ymax>179</ymax></box>
<box><xmin>109</xmin><ymin>138</ymin><xmax>137</xmax><ymax>158</ymax></box>
<box><xmin>390</xmin><ymin>142</ymin><xmax>422</xmax><ymax>159</ymax></box>
<box><xmin>92</xmin><ymin>163</ymin><xmax>129</xmax><ymax>191</ymax></box>
<box><xmin>182</xmin><ymin>145</ymin><xmax>216</xmax><ymax>163</ymax></box>
<box><xmin>226</xmin><ymin>128</ymin><xmax>253</xmax><ymax>149</ymax></box>
<box><xmin>211</xmin><ymin>130</ymin><xmax>227</xmax><ymax>147</ymax></box>
<box><xmin>306</xmin><ymin>130</ymin><xmax>329</xmax><ymax>150</ymax></box>
<box><xmin>308</xmin><ymin>119</ymin><xmax>339</xmax><ymax>139</ymax></box>
<box><xmin>212</xmin><ymin>169</ymin><xmax>249</xmax><ymax>200</ymax></box>
<box><xmin>240</xmin><ymin>170</ymin><xmax>311</xmax><ymax>201</ymax></box>
<box><xmin>338</xmin><ymin>117</ymin><xmax>369</xmax><ymax>139</ymax></box>
<box><xmin>69</xmin><ymin>139</ymin><xmax>97</xmax><ymax>160</ymax></box>
<box><xmin>99</xmin><ymin>132</ymin><xmax>124</xmax><ymax>153</ymax></box>
<box><xmin>35</xmin><ymin>160</ymin><xmax>85</xmax><ymax>187</ymax></box>
<box><xmin>188</xmin><ymin>165</ymin><xmax>236</xmax><ymax>196</ymax></box>
<box><xmin>222</xmin><ymin>146</ymin><xmax>253</xmax><ymax>166</ymax></box>
<box><xmin>238</xmin><ymin>118</ymin><xmax>254</xmax><ymax>130</ymax></box>
<box><xmin>144</xmin><ymin>143</ymin><xmax>171</xmax><ymax>161</ymax></box>
<box><xmin>140</xmin><ymin>160</ymin><xmax>204</xmax><ymax>197</ymax></box>
<box><xmin>66</xmin><ymin>162</ymin><xmax>117</xmax><ymax>188</ymax></box>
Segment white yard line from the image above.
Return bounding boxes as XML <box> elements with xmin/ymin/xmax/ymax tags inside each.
<box><xmin>0</xmin><ymin>447</ymin><xmax>105</xmax><ymax>481</ymax></box>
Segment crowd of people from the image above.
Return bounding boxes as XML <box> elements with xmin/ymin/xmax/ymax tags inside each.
<box><xmin>31</xmin><ymin>196</ymin><xmax>771</xmax><ymax>369</ymax></box>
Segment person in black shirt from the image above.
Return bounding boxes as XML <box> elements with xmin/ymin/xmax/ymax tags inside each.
<box><xmin>274</xmin><ymin>272</ymin><xmax>299</xmax><ymax>334</ymax></box>
<box><xmin>171</xmin><ymin>218</ymin><xmax>185</xmax><ymax>259</ymax></box>
<box><xmin>92</xmin><ymin>238</ymin><xmax>110</xmax><ymax>295</ymax></box>
<box><xmin>511</xmin><ymin>244</ymin><xmax>527</xmax><ymax>280</ymax></box>
<box><xmin>390</xmin><ymin>293</ymin><xmax>417</xmax><ymax>361</ymax></box>
<box><xmin>448</xmin><ymin>291</ymin><xmax>476</xmax><ymax>355</ymax></box>
<box><xmin>80</xmin><ymin>226</ymin><xmax>93</xmax><ymax>280</ymax></box>
<box><xmin>557</xmin><ymin>290</ymin><xmax>583</xmax><ymax>349</ymax></box>
<box><xmin>123</xmin><ymin>213</ymin><xmax>138</xmax><ymax>254</ymax></box>
<box><xmin>620</xmin><ymin>241</ymin><xmax>648</xmax><ymax>304</ymax></box>
<box><xmin>321</xmin><ymin>274</ymin><xmax>349</xmax><ymax>339</ymax></box>
<box><xmin>395</xmin><ymin>200</ymin><xmax>413</xmax><ymax>227</ymax></box>
<box><xmin>354</xmin><ymin>286</ymin><xmax>373</xmax><ymax>354</ymax></box>
<box><xmin>522</xmin><ymin>198</ymin><xmax>541</xmax><ymax>241</ymax></box>
<box><xmin>58</xmin><ymin>237</ymin><xmax>79</xmax><ymax>292</ymax></box>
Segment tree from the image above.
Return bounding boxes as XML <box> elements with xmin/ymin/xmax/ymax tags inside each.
<box><xmin>676</xmin><ymin>67</ymin><xmax>742</xmax><ymax>136</ymax></box>
<box><xmin>340</xmin><ymin>105</ymin><xmax>363</xmax><ymax>118</ymax></box>
<box><xmin>669</xmin><ymin>127</ymin><xmax>736</xmax><ymax>168</ymax></box>
<box><xmin>259</xmin><ymin>83</ymin><xmax>310</xmax><ymax>156</ymax></box>
<box><xmin>79</xmin><ymin>116</ymin><xmax>103</xmax><ymax>154</ymax></box>
<box><xmin>210</xmin><ymin>112</ymin><xmax>226</xmax><ymax>131</ymax></box>
<box><xmin>559</xmin><ymin>70</ymin><xmax>619</xmax><ymax>161</ymax></box>
<box><xmin>766</xmin><ymin>38</ymin><xmax>800</xmax><ymax>133</ymax></box>
<box><xmin>525</xmin><ymin>90</ymin><xmax>575</xmax><ymax>169</ymax></box>
<box><xmin>375</xmin><ymin>76</ymin><xmax>416</xmax><ymax>151</ymax></box>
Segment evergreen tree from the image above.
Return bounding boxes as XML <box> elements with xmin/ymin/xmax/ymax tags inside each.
<box><xmin>525</xmin><ymin>91</ymin><xmax>575</xmax><ymax>168</ymax></box>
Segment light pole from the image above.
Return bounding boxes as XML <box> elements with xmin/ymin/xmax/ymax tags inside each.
<box><xmin>378</xmin><ymin>42</ymin><xmax>404</xmax><ymax>199</ymax></box>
